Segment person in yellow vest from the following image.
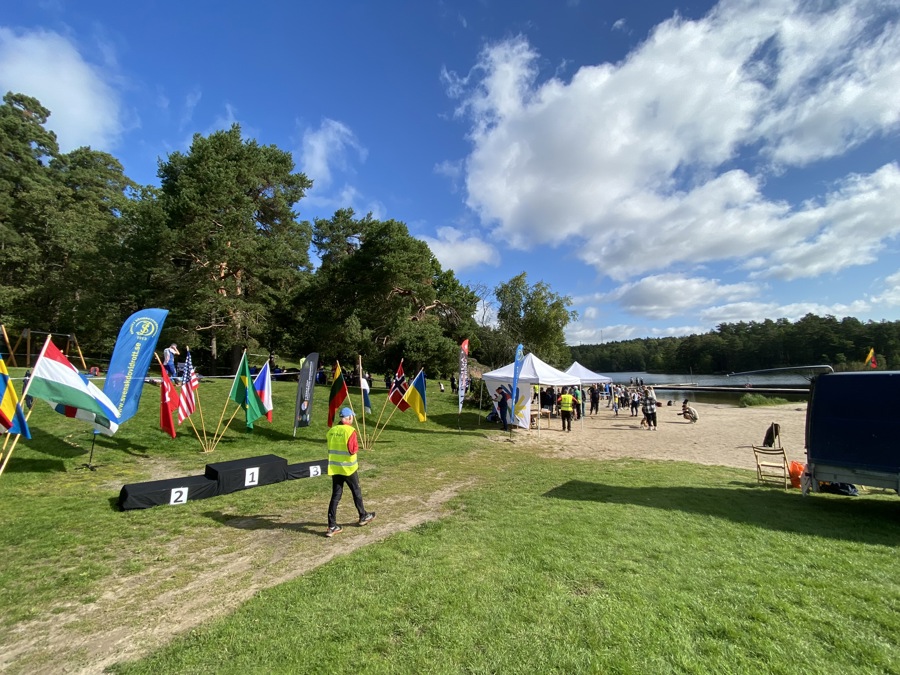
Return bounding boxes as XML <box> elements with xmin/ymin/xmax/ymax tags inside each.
<box><xmin>558</xmin><ymin>387</ymin><xmax>574</xmax><ymax>432</ymax></box>
<box><xmin>325</xmin><ymin>407</ymin><xmax>375</xmax><ymax>537</ymax></box>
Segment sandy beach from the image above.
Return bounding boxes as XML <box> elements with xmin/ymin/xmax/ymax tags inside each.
<box><xmin>495</xmin><ymin>400</ymin><xmax>809</xmax><ymax>470</ymax></box>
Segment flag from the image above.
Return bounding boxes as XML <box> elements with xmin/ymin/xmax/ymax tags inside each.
<box><xmin>457</xmin><ymin>339</ymin><xmax>469</xmax><ymax>414</ymax></box>
<box><xmin>177</xmin><ymin>349</ymin><xmax>200</xmax><ymax>424</ymax></box>
<box><xmin>253</xmin><ymin>361</ymin><xmax>274</xmax><ymax>422</ymax></box>
<box><xmin>294</xmin><ymin>352</ymin><xmax>318</xmax><ymax>431</ymax></box>
<box><xmin>360</xmin><ymin>374</ymin><xmax>372</xmax><ymax>413</ymax></box>
<box><xmin>511</xmin><ymin>343</ymin><xmax>524</xmax><ymax>427</ymax></box>
<box><xmin>388</xmin><ymin>360</ymin><xmax>410</xmax><ymax>412</ymax></box>
<box><xmin>27</xmin><ymin>338</ymin><xmax>119</xmax><ymax>435</ymax></box>
<box><xmin>327</xmin><ymin>362</ymin><xmax>349</xmax><ymax>427</ymax></box>
<box><xmin>402</xmin><ymin>370</ymin><xmax>427</xmax><ymax>422</ymax></box>
<box><xmin>159</xmin><ymin>361</ymin><xmax>178</xmax><ymax>438</ymax></box>
<box><xmin>1</xmin><ymin>354</ymin><xmax>30</xmax><ymax>439</ymax></box>
<box><xmin>102</xmin><ymin>308</ymin><xmax>168</xmax><ymax>424</ymax></box>
<box><xmin>864</xmin><ymin>348</ymin><xmax>877</xmax><ymax>369</ymax></box>
<box><xmin>229</xmin><ymin>351</ymin><xmax>268</xmax><ymax>429</ymax></box>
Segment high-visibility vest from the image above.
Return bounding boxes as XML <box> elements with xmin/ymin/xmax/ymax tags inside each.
<box><xmin>327</xmin><ymin>424</ymin><xmax>358</xmax><ymax>476</ymax></box>
<box><xmin>559</xmin><ymin>394</ymin><xmax>574</xmax><ymax>412</ymax></box>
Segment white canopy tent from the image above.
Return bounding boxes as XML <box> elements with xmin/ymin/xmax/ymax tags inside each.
<box><xmin>482</xmin><ymin>353</ymin><xmax>581</xmax><ymax>429</ymax></box>
<box><xmin>564</xmin><ymin>361</ymin><xmax>612</xmax><ymax>384</ymax></box>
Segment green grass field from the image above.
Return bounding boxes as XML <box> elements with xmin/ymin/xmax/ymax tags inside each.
<box><xmin>2</xmin><ymin>373</ymin><xmax>899</xmax><ymax>674</ymax></box>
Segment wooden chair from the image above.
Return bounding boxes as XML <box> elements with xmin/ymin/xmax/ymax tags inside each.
<box><xmin>753</xmin><ymin>445</ymin><xmax>790</xmax><ymax>489</ymax></box>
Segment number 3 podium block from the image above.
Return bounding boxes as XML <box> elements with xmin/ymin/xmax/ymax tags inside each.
<box><xmin>119</xmin><ymin>475</ymin><xmax>218</xmax><ymax>510</ymax></box>
<box><xmin>205</xmin><ymin>454</ymin><xmax>288</xmax><ymax>495</ymax></box>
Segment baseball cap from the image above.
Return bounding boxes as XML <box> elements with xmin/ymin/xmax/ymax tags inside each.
<box><xmin>340</xmin><ymin>407</ymin><xmax>354</xmax><ymax>418</ymax></box>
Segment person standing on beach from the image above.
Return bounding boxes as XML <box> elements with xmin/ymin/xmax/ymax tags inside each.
<box><xmin>494</xmin><ymin>387</ymin><xmax>510</xmax><ymax>432</ymax></box>
<box><xmin>326</xmin><ymin>407</ymin><xmax>375</xmax><ymax>537</ymax></box>
<box><xmin>558</xmin><ymin>387</ymin><xmax>574</xmax><ymax>431</ymax></box>
<box><xmin>630</xmin><ymin>390</ymin><xmax>641</xmax><ymax>417</ymax></box>
<box><xmin>641</xmin><ymin>387</ymin><xmax>658</xmax><ymax>430</ymax></box>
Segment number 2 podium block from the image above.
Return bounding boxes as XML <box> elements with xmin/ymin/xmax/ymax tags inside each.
<box><xmin>119</xmin><ymin>474</ymin><xmax>218</xmax><ymax>510</ymax></box>
<box><xmin>204</xmin><ymin>454</ymin><xmax>288</xmax><ymax>495</ymax></box>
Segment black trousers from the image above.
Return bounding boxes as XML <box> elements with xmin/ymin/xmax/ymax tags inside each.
<box><xmin>328</xmin><ymin>472</ymin><xmax>366</xmax><ymax>527</ymax></box>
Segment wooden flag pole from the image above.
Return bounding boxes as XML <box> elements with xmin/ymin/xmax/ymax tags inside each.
<box><xmin>358</xmin><ymin>355</ymin><xmax>368</xmax><ymax>450</ymax></box>
<box><xmin>368</xmin><ymin>368</ymin><xmax>423</xmax><ymax>448</ymax></box>
<box><xmin>209</xmin><ymin>405</ymin><xmax>242</xmax><ymax>453</ymax></box>
<box><xmin>0</xmin><ymin>406</ymin><xmax>35</xmax><ymax>478</ymax></box>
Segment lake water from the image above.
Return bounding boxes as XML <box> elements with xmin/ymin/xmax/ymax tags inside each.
<box><xmin>604</xmin><ymin>370</ymin><xmax>814</xmax><ymax>406</ymax></box>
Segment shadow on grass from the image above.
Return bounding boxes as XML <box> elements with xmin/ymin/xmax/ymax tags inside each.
<box><xmin>544</xmin><ymin>480</ymin><xmax>900</xmax><ymax>544</ymax></box>
<box><xmin>203</xmin><ymin>511</ymin><xmax>324</xmax><ymax>536</ymax></box>
<box><xmin>2</xmin><ymin>457</ymin><xmax>67</xmax><ymax>473</ymax></box>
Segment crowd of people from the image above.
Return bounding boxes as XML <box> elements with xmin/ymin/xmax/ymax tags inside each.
<box><xmin>487</xmin><ymin>380</ymin><xmax>701</xmax><ymax>433</ymax></box>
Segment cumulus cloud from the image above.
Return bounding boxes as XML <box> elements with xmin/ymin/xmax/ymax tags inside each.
<box><xmin>0</xmin><ymin>27</ymin><xmax>124</xmax><ymax>151</ymax></box>
<box><xmin>299</xmin><ymin>118</ymin><xmax>367</xmax><ymax>190</ymax></box>
<box><xmin>606</xmin><ymin>274</ymin><xmax>760</xmax><ymax>319</ymax></box>
<box><xmin>419</xmin><ymin>226</ymin><xmax>499</xmax><ymax>272</ymax></box>
<box><xmin>445</xmin><ymin>0</ymin><xmax>900</xmax><ymax>287</ymax></box>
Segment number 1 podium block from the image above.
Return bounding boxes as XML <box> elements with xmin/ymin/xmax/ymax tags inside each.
<box><xmin>119</xmin><ymin>474</ymin><xmax>218</xmax><ymax>510</ymax></box>
<box><xmin>204</xmin><ymin>454</ymin><xmax>288</xmax><ymax>495</ymax></box>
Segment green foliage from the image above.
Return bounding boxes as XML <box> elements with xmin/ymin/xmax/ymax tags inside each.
<box><xmin>739</xmin><ymin>394</ymin><xmax>790</xmax><ymax>407</ymax></box>
<box><xmin>572</xmin><ymin>314</ymin><xmax>900</xmax><ymax>375</ymax></box>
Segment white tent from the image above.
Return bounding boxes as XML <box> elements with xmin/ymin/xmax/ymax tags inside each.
<box><xmin>565</xmin><ymin>361</ymin><xmax>612</xmax><ymax>384</ymax></box>
<box><xmin>482</xmin><ymin>353</ymin><xmax>581</xmax><ymax>429</ymax></box>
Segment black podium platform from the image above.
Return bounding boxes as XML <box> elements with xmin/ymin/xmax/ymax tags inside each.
<box><xmin>287</xmin><ymin>459</ymin><xmax>327</xmax><ymax>479</ymax></box>
<box><xmin>119</xmin><ymin>474</ymin><xmax>218</xmax><ymax>510</ymax></box>
<box><xmin>205</xmin><ymin>454</ymin><xmax>288</xmax><ymax>494</ymax></box>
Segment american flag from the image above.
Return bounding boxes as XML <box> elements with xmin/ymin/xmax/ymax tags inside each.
<box><xmin>177</xmin><ymin>350</ymin><xmax>200</xmax><ymax>424</ymax></box>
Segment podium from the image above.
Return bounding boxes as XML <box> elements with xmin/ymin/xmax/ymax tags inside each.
<box><xmin>119</xmin><ymin>474</ymin><xmax>218</xmax><ymax>510</ymax></box>
<box><xmin>287</xmin><ymin>459</ymin><xmax>327</xmax><ymax>479</ymax></box>
<box><xmin>205</xmin><ymin>454</ymin><xmax>288</xmax><ymax>495</ymax></box>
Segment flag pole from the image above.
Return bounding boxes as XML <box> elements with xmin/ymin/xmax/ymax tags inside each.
<box><xmin>209</xmin><ymin>405</ymin><xmax>242</xmax><ymax>453</ymax></box>
<box><xmin>369</xmin><ymin>367</ymin><xmax>424</xmax><ymax>448</ymax></box>
<box><xmin>1</xmin><ymin>337</ymin><xmax>50</xmax><ymax>477</ymax></box>
<box><xmin>371</xmin><ymin>358</ymin><xmax>402</xmax><ymax>442</ymax></box>
<box><xmin>210</xmin><ymin>349</ymin><xmax>246</xmax><ymax>449</ymax></box>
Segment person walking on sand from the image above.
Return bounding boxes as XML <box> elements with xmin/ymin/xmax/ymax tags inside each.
<box><xmin>558</xmin><ymin>387</ymin><xmax>574</xmax><ymax>432</ymax></box>
<box><xmin>325</xmin><ymin>407</ymin><xmax>375</xmax><ymax>537</ymax></box>
<box><xmin>641</xmin><ymin>387</ymin><xmax>658</xmax><ymax>430</ymax></box>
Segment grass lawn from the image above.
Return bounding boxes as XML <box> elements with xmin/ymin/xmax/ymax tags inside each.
<box><xmin>1</xmin><ymin>372</ymin><xmax>899</xmax><ymax>673</ymax></box>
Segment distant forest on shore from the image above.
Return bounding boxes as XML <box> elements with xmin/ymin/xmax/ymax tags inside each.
<box><xmin>570</xmin><ymin>314</ymin><xmax>899</xmax><ymax>375</ymax></box>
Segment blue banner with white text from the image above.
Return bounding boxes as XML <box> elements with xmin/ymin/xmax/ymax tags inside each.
<box><xmin>103</xmin><ymin>308</ymin><xmax>169</xmax><ymax>425</ymax></box>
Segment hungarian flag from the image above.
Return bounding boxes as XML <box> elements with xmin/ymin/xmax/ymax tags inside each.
<box><xmin>229</xmin><ymin>351</ymin><xmax>268</xmax><ymax>429</ymax></box>
<box><xmin>1</xmin><ymin>354</ymin><xmax>30</xmax><ymax>439</ymax></box>
<box><xmin>253</xmin><ymin>361</ymin><xmax>274</xmax><ymax>422</ymax></box>
<box><xmin>159</xmin><ymin>361</ymin><xmax>178</xmax><ymax>438</ymax></box>
<box><xmin>388</xmin><ymin>360</ymin><xmax>410</xmax><ymax>412</ymax></box>
<box><xmin>28</xmin><ymin>337</ymin><xmax>119</xmax><ymax>435</ymax></box>
<box><xmin>328</xmin><ymin>362</ymin><xmax>349</xmax><ymax>427</ymax></box>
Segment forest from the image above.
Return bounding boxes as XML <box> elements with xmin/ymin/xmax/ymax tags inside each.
<box><xmin>0</xmin><ymin>92</ymin><xmax>575</xmax><ymax>376</ymax></box>
<box><xmin>3</xmin><ymin>92</ymin><xmax>896</xmax><ymax>378</ymax></box>
<box><xmin>571</xmin><ymin>314</ymin><xmax>899</xmax><ymax>375</ymax></box>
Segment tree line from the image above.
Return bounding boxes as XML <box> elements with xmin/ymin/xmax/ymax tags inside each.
<box><xmin>0</xmin><ymin>92</ymin><xmax>575</xmax><ymax>376</ymax></box>
<box><xmin>571</xmin><ymin>314</ymin><xmax>900</xmax><ymax>375</ymax></box>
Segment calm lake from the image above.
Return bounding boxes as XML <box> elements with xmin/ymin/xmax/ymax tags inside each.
<box><xmin>605</xmin><ymin>370</ymin><xmax>814</xmax><ymax>406</ymax></box>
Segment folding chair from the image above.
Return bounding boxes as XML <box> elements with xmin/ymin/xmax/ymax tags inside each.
<box><xmin>753</xmin><ymin>445</ymin><xmax>790</xmax><ymax>489</ymax></box>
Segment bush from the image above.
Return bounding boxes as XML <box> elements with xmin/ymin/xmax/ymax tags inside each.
<box><xmin>739</xmin><ymin>393</ymin><xmax>790</xmax><ymax>407</ymax></box>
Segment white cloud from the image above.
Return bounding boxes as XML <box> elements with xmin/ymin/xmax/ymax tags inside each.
<box><xmin>606</xmin><ymin>274</ymin><xmax>760</xmax><ymax>319</ymax></box>
<box><xmin>0</xmin><ymin>27</ymin><xmax>124</xmax><ymax>151</ymax></box>
<box><xmin>419</xmin><ymin>226</ymin><xmax>499</xmax><ymax>272</ymax></box>
<box><xmin>445</xmin><ymin>0</ymin><xmax>900</xmax><ymax>288</ymax></box>
<box><xmin>869</xmin><ymin>269</ymin><xmax>900</xmax><ymax>306</ymax></box>
<box><xmin>299</xmin><ymin>118</ymin><xmax>366</xmax><ymax>190</ymax></box>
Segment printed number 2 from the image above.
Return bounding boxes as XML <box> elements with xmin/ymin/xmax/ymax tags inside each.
<box><xmin>170</xmin><ymin>488</ymin><xmax>188</xmax><ymax>505</ymax></box>
<box><xmin>245</xmin><ymin>468</ymin><xmax>259</xmax><ymax>486</ymax></box>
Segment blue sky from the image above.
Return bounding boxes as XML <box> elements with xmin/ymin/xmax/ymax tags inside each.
<box><xmin>3</xmin><ymin>0</ymin><xmax>900</xmax><ymax>345</ymax></box>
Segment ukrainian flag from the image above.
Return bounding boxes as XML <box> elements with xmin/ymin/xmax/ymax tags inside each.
<box><xmin>403</xmin><ymin>370</ymin><xmax>427</xmax><ymax>422</ymax></box>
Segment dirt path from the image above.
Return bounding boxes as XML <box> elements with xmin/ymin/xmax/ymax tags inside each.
<box><xmin>1</xmin><ymin>402</ymin><xmax>805</xmax><ymax>674</ymax></box>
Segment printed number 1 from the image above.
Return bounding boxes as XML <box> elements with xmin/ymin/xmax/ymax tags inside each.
<box><xmin>170</xmin><ymin>488</ymin><xmax>188</xmax><ymax>505</ymax></box>
<box><xmin>245</xmin><ymin>468</ymin><xmax>259</xmax><ymax>486</ymax></box>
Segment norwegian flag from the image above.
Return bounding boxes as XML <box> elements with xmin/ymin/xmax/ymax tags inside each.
<box><xmin>177</xmin><ymin>350</ymin><xmax>200</xmax><ymax>424</ymax></box>
<box><xmin>388</xmin><ymin>360</ymin><xmax>410</xmax><ymax>412</ymax></box>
